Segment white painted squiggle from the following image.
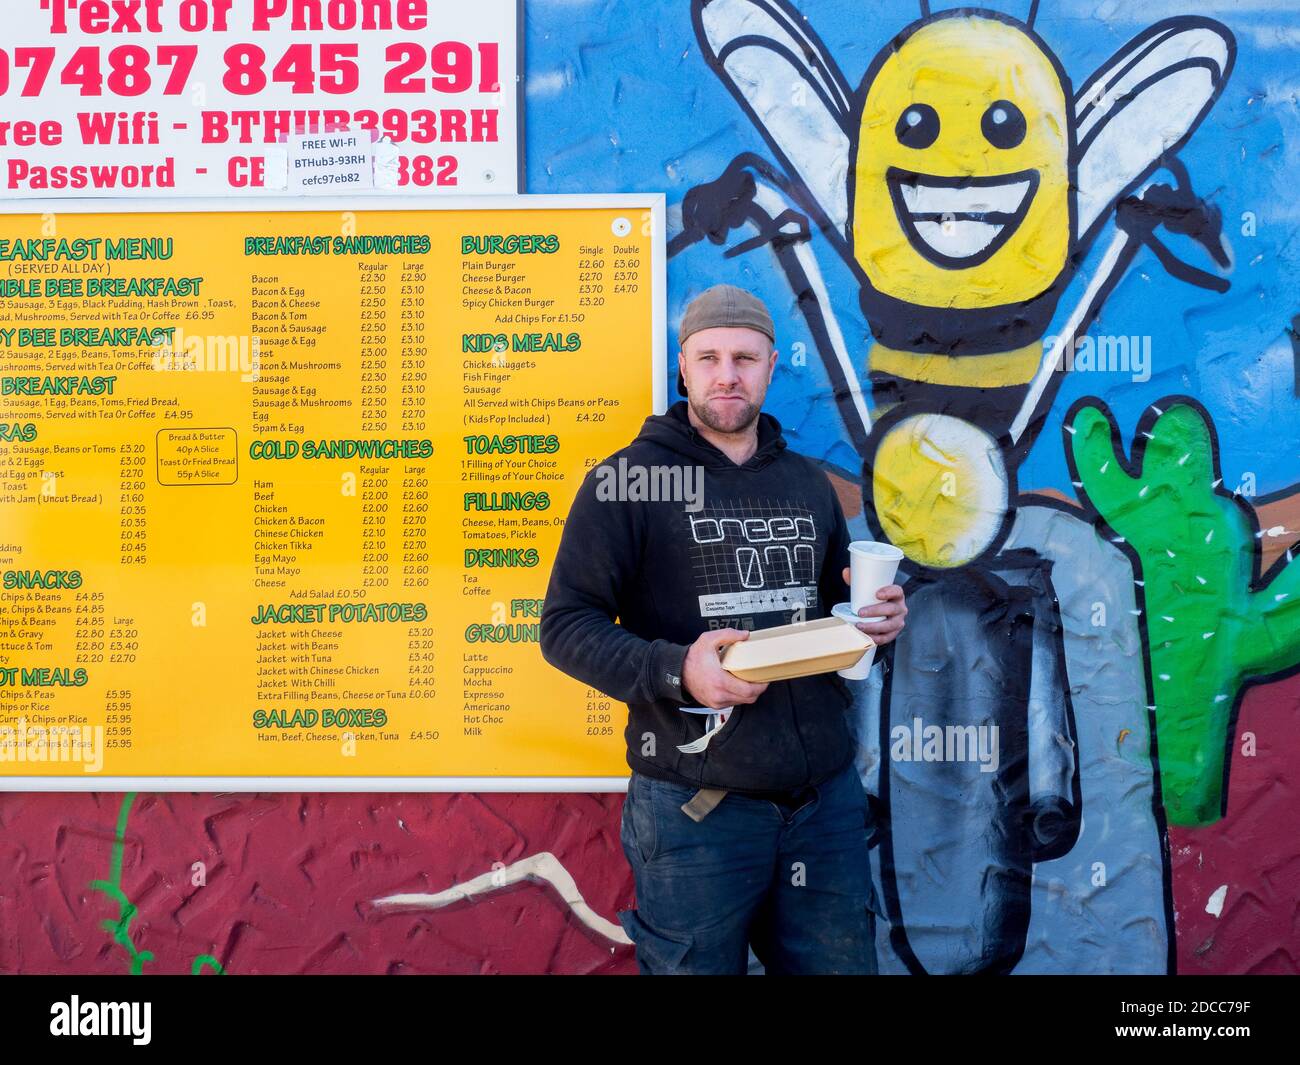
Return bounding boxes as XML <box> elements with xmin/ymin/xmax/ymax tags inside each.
<box><xmin>372</xmin><ymin>851</ymin><xmax>632</xmax><ymax>946</ymax></box>
<box><xmin>1010</xmin><ymin>229</ymin><xmax>1130</xmax><ymax>445</ymax></box>
<box><xmin>750</xmin><ymin>180</ymin><xmax>872</xmax><ymax>439</ymax></box>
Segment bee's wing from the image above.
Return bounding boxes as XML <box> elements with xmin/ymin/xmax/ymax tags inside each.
<box><xmin>693</xmin><ymin>0</ymin><xmax>854</xmax><ymax>238</ymax></box>
<box><xmin>1074</xmin><ymin>17</ymin><xmax>1235</xmax><ymax>245</ymax></box>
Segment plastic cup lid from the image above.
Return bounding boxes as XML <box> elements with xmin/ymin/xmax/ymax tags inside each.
<box><xmin>848</xmin><ymin>540</ymin><xmax>904</xmax><ymax>560</ymax></box>
<box><xmin>831</xmin><ymin>602</ymin><xmax>864</xmax><ymax>623</ymax></box>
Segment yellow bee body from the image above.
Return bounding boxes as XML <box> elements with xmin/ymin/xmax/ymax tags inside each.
<box><xmin>849</xmin><ymin>15</ymin><xmax>1077</xmax><ymax>568</ymax></box>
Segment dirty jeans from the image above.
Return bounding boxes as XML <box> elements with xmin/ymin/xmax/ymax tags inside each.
<box><xmin>618</xmin><ymin>761</ymin><xmax>880</xmax><ymax>974</ymax></box>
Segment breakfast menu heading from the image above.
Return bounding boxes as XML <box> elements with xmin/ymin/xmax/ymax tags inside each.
<box><xmin>0</xmin><ymin>197</ymin><xmax>662</xmax><ymax>785</ymax></box>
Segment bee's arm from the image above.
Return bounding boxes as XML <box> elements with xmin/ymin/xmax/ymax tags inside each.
<box><xmin>1114</xmin><ymin>163</ymin><xmax>1230</xmax><ymax>295</ymax></box>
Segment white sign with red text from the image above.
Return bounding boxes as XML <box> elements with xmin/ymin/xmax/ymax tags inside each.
<box><xmin>0</xmin><ymin>0</ymin><xmax>520</xmax><ymax>196</ymax></box>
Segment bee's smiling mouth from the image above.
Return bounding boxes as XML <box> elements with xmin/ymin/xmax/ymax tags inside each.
<box><xmin>887</xmin><ymin>167</ymin><xmax>1039</xmax><ymax>269</ymax></box>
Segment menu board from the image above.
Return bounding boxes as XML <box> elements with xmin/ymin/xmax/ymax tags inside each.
<box><xmin>0</xmin><ymin>195</ymin><xmax>665</xmax><ymax>789</ymax></box>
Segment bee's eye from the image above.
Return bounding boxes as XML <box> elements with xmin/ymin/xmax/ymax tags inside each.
<box><xmin>982</xmin><ymin>100</ymin><xmax>1026</xmax><ymax>149</ymax></box>
<box><xmin>895</xmin><ymin>104</ymin><xmax>939</xmax><ymax>149</ymax></box>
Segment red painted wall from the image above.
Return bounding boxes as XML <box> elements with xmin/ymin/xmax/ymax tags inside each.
<box><xmin>0</xmin><ymin>792</ymin><xmax>635</xmax><ymax>974</ymax></box>
<box><xmin>1168</xmin><ymin>672</ymin><xmax>1300</xmax><ymax>975</ymax></box>
<box><xmin>3</xmin><ymin>676</ymin><xmax>1296</xmax><ymax>975</ymax></box>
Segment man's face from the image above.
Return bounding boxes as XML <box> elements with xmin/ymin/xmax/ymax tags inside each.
<box><xmin>680</xmin><ymin>326</ymin><xmax>777</xmax><ymax>433</ymax></box>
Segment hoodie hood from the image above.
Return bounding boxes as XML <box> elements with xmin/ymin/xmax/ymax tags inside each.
<box><xmin>633</xmin><ymin>400</ymin><xmax>787</xmax><ymax>471</ymax></box>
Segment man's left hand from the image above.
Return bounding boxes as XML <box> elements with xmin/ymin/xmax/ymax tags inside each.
<box><xmin>840</xmin><ymin>567</ymin><xmax>907</xmax><ymax>646</ymax></box>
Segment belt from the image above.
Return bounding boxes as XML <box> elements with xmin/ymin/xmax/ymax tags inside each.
<box><xmin>680</xmin><ymin>788</ymin><xmax>727</xmax><ymax>822</ymax></box>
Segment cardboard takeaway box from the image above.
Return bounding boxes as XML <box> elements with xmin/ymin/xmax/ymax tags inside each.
<box><xmin>719</xmin><ymin>617</ymin><xmax>874</xmax><ymax>683</ymax></box>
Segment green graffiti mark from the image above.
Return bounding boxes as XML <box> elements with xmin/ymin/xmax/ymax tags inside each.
<box><xmin>91</xmin><ymin>791</ymin><xmax>228</xmax><ymax>975</ymax></box>
<box><xmin>1069</xmin><ymin>399</ymin><xmax>1300</xmax><ymax>826</ymax></box>
<box><xmin>89</xmin><ymin>792</ymin><xmax>154</xmax><ymax>975</ymax></box>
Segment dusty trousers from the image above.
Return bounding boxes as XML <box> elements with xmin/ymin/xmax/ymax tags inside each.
<box><xmin>618</xmin><ymin>761</ymin><xmax>881</xmax><ymax>975</ymax></box>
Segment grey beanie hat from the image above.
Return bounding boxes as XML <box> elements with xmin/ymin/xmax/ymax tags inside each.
<box><xmin>676</xmin><ymin>284</ymin><xmax>775</xmax><ymax>397</ymax></box>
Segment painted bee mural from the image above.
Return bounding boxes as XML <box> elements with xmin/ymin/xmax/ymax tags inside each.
<box><xmin>686</xmin><ymin>0</ymin><xmax>1234</xmax><ymax>562</ymax></box>
<box><xmin>673</xmin><ymin>0</ymin><xmax>1300</xmax><ymax>975</ymax></box>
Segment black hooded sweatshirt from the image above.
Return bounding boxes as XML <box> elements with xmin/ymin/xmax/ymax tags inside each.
<box><xmin>539</xmin><ymin>400</ymin><xmax>861</xmax><ymax>793</ymax></box>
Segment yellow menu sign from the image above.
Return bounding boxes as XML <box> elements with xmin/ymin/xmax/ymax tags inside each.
<box><xmin>0</xmin><ymin>195</ymin><xmax>665</xmax><ymax>788</ymax></box>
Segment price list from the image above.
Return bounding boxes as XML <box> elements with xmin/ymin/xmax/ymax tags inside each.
<box><xmin>0</xmin><ymin>198</ymin><xmax>662</xmax><ymax>784</ymax></box>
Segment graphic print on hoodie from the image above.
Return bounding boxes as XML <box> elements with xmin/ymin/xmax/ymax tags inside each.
<box><xmin>688</xmin><ymin>499</ymin><xmax>823</xmax><ymax>627</ymax></box>
<box><xmin>540</xmin><ymin>400</ymin><xmax>861</xmax><ymax>793</ymax></box>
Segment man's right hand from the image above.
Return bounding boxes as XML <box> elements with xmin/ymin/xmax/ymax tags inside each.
<box><xmin>682</xmin><ymin>628</ymin><xmax>768</xmax><ymax>709</ymax></box>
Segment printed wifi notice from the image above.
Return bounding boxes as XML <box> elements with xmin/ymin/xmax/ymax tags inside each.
<box><xmin>0</xmin><ymin>0</ymin><xmax>520</xmax><ymax>196</ymax></box>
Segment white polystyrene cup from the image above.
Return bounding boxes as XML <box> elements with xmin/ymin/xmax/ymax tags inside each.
<box><xmin>831</xmin><ymin>602</ymin><xmax>875</xmax><ymax>679</ymax></box>
<box><xmin>848</xmin><ymin>540</ymin><xmax>904</xmax><ymax>621</ymax></box>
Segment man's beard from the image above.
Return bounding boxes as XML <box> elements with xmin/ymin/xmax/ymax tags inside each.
<box><xmin>689</xmin><ymin>391</ymin><xmax>761</xmax><ymax>434</ymax></box>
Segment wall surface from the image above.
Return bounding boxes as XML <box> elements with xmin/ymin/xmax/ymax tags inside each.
<box><xmin>2</xmin><ymin>0</ymin><xmax>1298</xmax><ymax>974</ymax></box>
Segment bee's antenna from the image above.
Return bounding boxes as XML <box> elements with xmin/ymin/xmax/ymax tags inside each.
<box><xmin>1027</xmin><ymin>0</ymin><xmax>1040</xmax><ymax>26</ymax></box>
<box><xmin>919</xmin><ymin>0</ymin><xmax>930</xmax><ymax>16</ymax></box>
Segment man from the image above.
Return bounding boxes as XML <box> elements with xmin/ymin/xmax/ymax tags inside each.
<box><xmin>540</xmin><ymin>284</ymin><xmax>907</xmax><ymax>974</ymax></box>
